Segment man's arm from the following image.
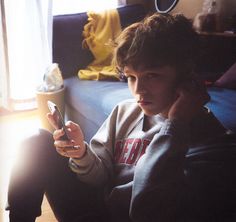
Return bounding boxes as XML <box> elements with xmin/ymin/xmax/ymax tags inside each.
<box><xmin>68</xmin><ymin>105</ymin><xmax>120</xmax><ymax>187</ymax></box>
<box><xmin>130</xmin><ymin>119</ymin><xmax>189</xmax><ymax>221</ymax></box>
<box><xmin>130</xmin><ymin>82</ymin><xmax>210</xmax><ymax>221</ymax></box>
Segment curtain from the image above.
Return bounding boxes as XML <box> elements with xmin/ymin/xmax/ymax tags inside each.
<box><xmin>1</xmin><ymin>0</ymin><xmax>124</xmax><ymax>111</ymax></box>
<box><xmin>0</xmin><ymin>0</ymin><xmax>52</xmax><ymax>111</ymax></box>
<box><xmin>0</xmin><ymin>0</ymin><xmax>9</xmax><ymax>109</ymax></box>
<box><xmin>117</xmin><ymin>0</ymin><xmax>127</xmax><ymax>6</ymax></box>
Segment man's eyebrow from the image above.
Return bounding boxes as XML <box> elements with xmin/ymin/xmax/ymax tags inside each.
<box><xmin>146</xmin><ymin>70</ymin><xmax>163</xmax><ymax>74</ymax></box>
<box><xmin>123</xmin><ymin>69</ymin><xmax>132</xmax><ymax>75</ymax></box>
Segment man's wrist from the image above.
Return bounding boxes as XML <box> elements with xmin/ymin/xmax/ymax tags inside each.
<box><xmin>73</xmin><ymin>143</ymin><xmax>87</xmax><ymax>160</ymax></box>
<box><xmin>161</xmin><ymin>118</ymin><xmax>190</xmax><ymax>140</ymax></box>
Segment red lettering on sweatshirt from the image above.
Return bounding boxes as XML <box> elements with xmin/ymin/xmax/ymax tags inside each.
<box><xmin>115</xmin><ymin>138</ymin><xmax>150</xmax><ymax>165</ymax></box>
<box><xmin>126</xmin><ymin>139</ymin><xmax>141</xmax><ymax>164</ymax></box>
<box><xmin>119</xmin><ymin>138</ymin><xmax>134</xmax><ymax>163</ymax></box>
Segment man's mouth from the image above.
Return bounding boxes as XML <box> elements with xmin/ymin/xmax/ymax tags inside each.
<box><xmin>138</xmin><ymin>100</ymin><xmax>152</xmax><ymax>106</ymax></box>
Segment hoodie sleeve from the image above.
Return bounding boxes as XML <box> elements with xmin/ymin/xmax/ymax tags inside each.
<box><xmin>130</xmin><ymin>119</ymin><xmax>190</xmax><ymax>222</ymax></box>
<box><xmin>68</xmin><ymin>105</ymin><xmax>119</xmax><ymax>187</ymax></box>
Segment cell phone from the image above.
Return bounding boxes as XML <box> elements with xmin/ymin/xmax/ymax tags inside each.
<box><xmin>47</xmin><ymin>100</ymin><xmax>69</xmax><ymax>140</ymax></box>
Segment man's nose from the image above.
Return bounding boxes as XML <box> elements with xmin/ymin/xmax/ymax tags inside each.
<box><xmin>135</xmin><ymin>79</ymin><xmax>147</xmax><ymax>94</ymax></box>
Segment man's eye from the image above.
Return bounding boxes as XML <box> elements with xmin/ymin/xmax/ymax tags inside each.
<box><xmin>126</xmin><ymin>75</ymin><xmax>135</xmax><ymax>81</ymax></box>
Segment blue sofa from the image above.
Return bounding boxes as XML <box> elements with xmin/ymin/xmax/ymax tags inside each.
<box><xmin>53</xmin><ymin>4</ymin><xmax>236</xmax><ymax>142</ymax></box>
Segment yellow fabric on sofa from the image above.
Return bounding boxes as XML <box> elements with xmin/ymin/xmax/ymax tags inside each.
<box><xmin>78</xmin><ymin>9</ymin><xmax>122</xmax><ymax>81</ymax></box>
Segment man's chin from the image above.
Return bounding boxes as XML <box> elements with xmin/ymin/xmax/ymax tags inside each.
<box><xmin>141</xmin><ymin>107</ymin><xmax>169</xmax><ymax>117</ymax></box>
<box><xmin>141</xmin><ymin>108</ymin><xmax>159</xmax><ymax>117</ymax></box>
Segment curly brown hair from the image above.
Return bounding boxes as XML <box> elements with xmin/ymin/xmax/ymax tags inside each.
<box><xmin>113</xmin><ymin>13</ymin><xmax>200</xmax><ymax>82</ymax></box>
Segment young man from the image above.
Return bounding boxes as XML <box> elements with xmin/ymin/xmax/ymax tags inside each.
<box><xmin>7</xmin><ymin>13</ymin><xmax>235</xmax><ymax>222</ymax></box>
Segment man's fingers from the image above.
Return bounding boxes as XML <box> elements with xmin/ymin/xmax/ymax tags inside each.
<box><xmin>52</xmin><ymin>129</ymin><xmax>66</xmax><ymax>140</ymax></box>
<box><xmin>46</xmin><ymin>113</ymin><xmax>58</xmax><ymax>129</ymax></box>
<box><xmin>56</xmin><ymin>145</ymin><xmax>81</xmax><ymax>158</ymax></box>
<box><xmin>54</xmin><ymin>140</ymin><xmax>74</xmax><ymax>148</ymax></box>
<box><xmin>65</xmin><ymin>121</ymin><xmax>80</xmax><ymax>131</ymax></box>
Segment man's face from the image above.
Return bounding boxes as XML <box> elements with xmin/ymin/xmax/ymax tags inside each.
<box><xmin>124</xmin><ymin>65</ymin><xmax>178</xmax><ymax>117</ymax></box>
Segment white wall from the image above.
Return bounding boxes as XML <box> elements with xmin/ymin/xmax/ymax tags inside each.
<box><xmin>171</xmin><ymin>0</ymin><xmax>204</xmax><ymax>19</ymax></box>
<box><xmin>127</xmin><ymin>0</ymin><xmax>205</xmax><ymax>18</ymax></box>
<box><xmin>128</xmin><ymin>0</ymin><xmax>236</xmax><ymax>22</ymax></box>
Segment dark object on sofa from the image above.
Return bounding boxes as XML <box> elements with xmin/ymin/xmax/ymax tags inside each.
<box><xmin>53</xmin><ymin>4</ymin><xmax>236</xmax><ymax>142</ymax></box>
<box><xmin>185</xmin><ymin>132</ymin><xmax>236</xmax><ymax>222</ymax></box>
<box><xmin>214</xmin><ymin>61</ymin><xmax>236</xmax><ymax>89</ymax></box>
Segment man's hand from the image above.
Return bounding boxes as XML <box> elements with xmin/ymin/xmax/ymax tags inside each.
<box><xmin>168</xmin><ymin>80</ymin><xmax>210</xmax><ymax>124</ymax></box>
<box><xmin>47</xmin><ymin>113</ymin><xmax>86</xmax><ymax>158</ymax></box>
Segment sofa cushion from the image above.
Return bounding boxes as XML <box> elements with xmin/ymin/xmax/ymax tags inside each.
<box><xmin>206</xmin><ymin>87</ymin><xmax>236</xmax><ymax>133</ymax></box>
<box><xmin>64</xmin><ymin>77</ymin><xmax>132</xmax><ymax>127</ymax></box>
<box><xmin>64</xmin><ymin>77</ymin><xmax>236</xmax><ymax>141</ymax></box>
<box><xmin>53</xmin><ymin>12</ymin><xmax>94</xmax><ymax>79</ymax></box>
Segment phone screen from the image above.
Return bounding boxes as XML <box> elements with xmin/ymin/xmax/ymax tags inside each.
<box><xmin>47</xmin><ymin>101</ymin><xmax>69</xmax><ymax>140</ymax></box>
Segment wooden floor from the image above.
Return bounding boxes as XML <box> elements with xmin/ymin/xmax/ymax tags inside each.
<box><xmin>0</xmin><ymin>110</ymin><xmax>57</xmax><ymax>222</ymax></box>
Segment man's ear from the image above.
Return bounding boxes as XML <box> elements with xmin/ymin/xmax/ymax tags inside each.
<box><xmin>177</xmin><ymin>76</ymin><xmax>205</xmax><ymax>95</ymax></box>
<box><xmin>176</xmin><ymin>71</ymin><xmax>199</xmax><ymax>89</ymax></box>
